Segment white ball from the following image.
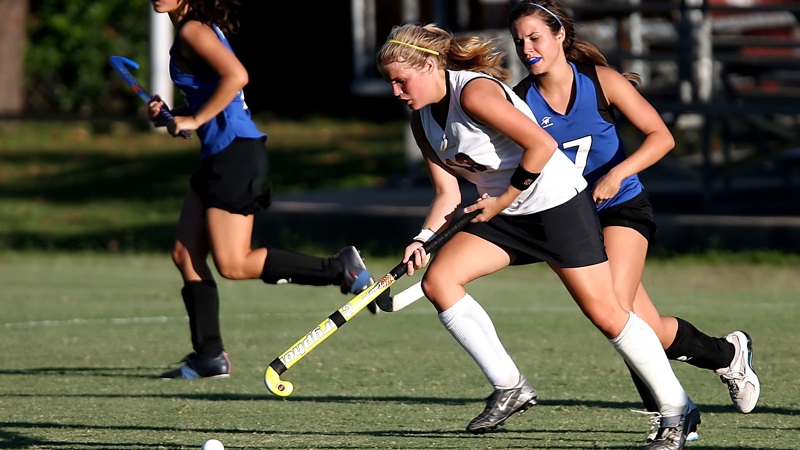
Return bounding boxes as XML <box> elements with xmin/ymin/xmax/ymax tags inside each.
<box><xmin>201</xmin><ymin>439</ymin><xmax>224</xmax><ymax>450</ymax></box>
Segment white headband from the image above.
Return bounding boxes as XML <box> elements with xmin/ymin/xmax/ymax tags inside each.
<box><xmin>527</xmin><ymin>2</ymin><xmax>563</xmax><ymax>28</ymax></box>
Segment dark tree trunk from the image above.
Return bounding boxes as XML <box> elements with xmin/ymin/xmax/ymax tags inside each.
<box><xmin>0</xmin><ymin>0</ymin><xmax>28</xmax><ymax>114</ymax></box>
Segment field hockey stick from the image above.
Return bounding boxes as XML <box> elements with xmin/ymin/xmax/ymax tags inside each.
<box><xmin>108</xmin><ymin>55</ymin><xmax>192</xmax><ymax>139</ymax></box>
<box><xmin>375</xmin><ymin>280</ymin><xmax>425</xmax><ymax>312</ymax></box>
<box><xmin>264</xmin><ymin>209</ymin><xmax>480</xmax><ymax>397</ymax></box>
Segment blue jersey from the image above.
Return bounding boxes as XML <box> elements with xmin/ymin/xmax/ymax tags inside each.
<box><xmin>513</xmin><ymin>63</ymin><xmax>642</xmax><ymax>210</ymax></box>
<box><xmin>170</xmin><ymin>21</ymin><xmax>265</xmax><ymax>159</ymax></box>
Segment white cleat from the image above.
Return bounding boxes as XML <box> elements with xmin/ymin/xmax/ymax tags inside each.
<box><xmin>716</xmin><ymin>331</ymin><xmax>760</xmax><ymax>413</ymax></box>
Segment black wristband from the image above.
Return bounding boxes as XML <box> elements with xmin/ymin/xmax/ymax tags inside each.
<box><xmin>509</xmin><ymin>165</ymin><xmax>540</xmax><ymax>191</ymax></box>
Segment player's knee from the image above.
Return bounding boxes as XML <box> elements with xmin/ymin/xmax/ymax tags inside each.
<box><xmin>171</xmin><ymin>245</ymin><xmax>190</xmax><ymax>269</ymax></box>
<box><xmin>420</xmin><ymin>277</ymin><xmax>446</xmax><ymax>302</ymax></box>
<box><xmin>215</xmin><ymin>260</ymin><xmax>248</xmax><ymax>280</ymax></box>
<box><xmin>593</xmin><ymin>309</ymin><xmax>630</xmax><ymax>339</ymax></box>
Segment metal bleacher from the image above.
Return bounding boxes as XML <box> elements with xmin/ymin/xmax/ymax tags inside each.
<box><xmin>564</xmin><ymin>0</ymin><xmax>800</xmax><ymax>215</ymax></box>
<box><xmin>350</xmin><ymin>0</ymin><xmax>800</xmax><ymax>216</ymax></box>
<box><xmin>319</xmin><ymin>0</ymin><xmax>800</xmax><ymax>252</ymax></box>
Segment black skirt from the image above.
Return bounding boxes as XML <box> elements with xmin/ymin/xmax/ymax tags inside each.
<box><xmin>189</xmin><ymin>137</ymin><xmax>270</xmax><ymax>216</ymax></box>
<box><xmin>598</xmin><ymin>190</ymin><xmax>657</xmax><ymax>244</ymax></box>
<box><xmin>464</xmin><ymin>190</ymin><xmax>608</xmax><ymax>268</ymax></box>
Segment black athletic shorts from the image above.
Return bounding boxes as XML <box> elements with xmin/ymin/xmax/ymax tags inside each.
<box><xmin>189</xmin><ymin>137</ymin><xmax>271</xmax><ymax>216</ymax></box>
<box><xmin>464</xmin><ymin>189</ymin><xmax>608</xmax><ymax>268</ymax></box>
<box><xmin>597</xmin><ymin>190</ymin><xmax>657</xmax><ymax>244</ymax></box>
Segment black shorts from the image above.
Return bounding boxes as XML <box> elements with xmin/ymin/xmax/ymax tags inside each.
<box><xmin>597</xmin><ymin>190</ymin><xmax>657</xmax><ymax>244</ymax></box>
<box><xmin>189</xmin><ymin>137</ymin><xmax>271</xmax><ymax>216</ymax></box>
<box><xmin>464</xmin><ymin>189</ymin><xmax>608</xmax><ymax>268</ymax></box>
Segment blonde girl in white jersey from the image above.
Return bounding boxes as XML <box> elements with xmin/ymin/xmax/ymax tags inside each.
<box><xmin>378</xmin><ymin>23</ymin><xmax>699</xmax><ymax>450</ymax></box>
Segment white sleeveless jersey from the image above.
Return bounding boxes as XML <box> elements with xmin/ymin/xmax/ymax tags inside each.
<box><xmin>419</xmin><ymin>70</ymin><xmax>587</xmax><ymax>215</ymax></box>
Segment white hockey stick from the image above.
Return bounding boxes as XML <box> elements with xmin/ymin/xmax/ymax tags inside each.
<box><xmin>375</xmin><ymin>281</ymin><xmax>425</xmax><ymax>312</ymax></box>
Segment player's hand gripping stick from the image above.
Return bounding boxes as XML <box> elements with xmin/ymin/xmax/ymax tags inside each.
<box><xmin>108</xmin><ymin>56</ymin><xmax>191</xmax><ymax>139</ymax></box>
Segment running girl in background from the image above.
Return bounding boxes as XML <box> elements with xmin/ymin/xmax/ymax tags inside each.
<box><xmin>378</xmin><ymin>22</ymin><xmax>699</xmax><ymax>450</ymax></box>
<box><xmin>507</xmin><ymin>0</ymin><xmax>759</xmax><ymax>440</ymax></box>
<box><xmin>148</xmin><ymin>0</ymin><xmax>375</xmax><ymax>380</ymax></box>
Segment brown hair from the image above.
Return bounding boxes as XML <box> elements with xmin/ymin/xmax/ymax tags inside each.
<box><xmin>377</xmin><ymin>23</ymin><xmax>512</xmax><ymax>83</ymax></box>
<box><xmin>508</xmin><ymin>0</ymin><xmax>641</xmax><ymax>86</ymax></box>
<box><xmin>179</xmin><ymin>0</ymin><xmax>241</xmax><ymax>34</ymax></box>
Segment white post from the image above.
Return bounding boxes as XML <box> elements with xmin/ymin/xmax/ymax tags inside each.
<box><xmin>456</xmin><ymin>0</ymin><xmax>470</xmax><ymax>29</ymax></box>
<box><xmin>402</xmin><ymin>0</ymin><xmax>423</xmax><ymax>177</ymax></box>
<box><xmin>149</xmin><ymin>9</ymin><xmax>173</xmax><ymax>132</ymax></box>
<box><xmin>693</xmin><ymin>0</ymin><xmax>712</xmax><ymax>103</ymax></box>
<box><xmin>352</xmin><ymin>0</ymin><xmax>376</xmax><ymax>81</ymax></box>
<box><xmin>628</xmin><ymin>0</ymin><xmax>647</xmax><ymax>81</ymax></box>
<box><xmin>351</xmin><ymin>0</ymin><xmax>366</xmax><ymax>79</ymax></box>
<box><xmin>401</xmin><ymin>0</ymin><xmax>419</xmax><ymax>22</ymax></box>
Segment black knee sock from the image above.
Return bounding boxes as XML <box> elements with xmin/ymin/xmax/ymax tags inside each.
<box><xmin>181</xmin><ymin>284</ymin><xmax>198</xmax><ymax>351</ymax></box>
<box><xmin>627</xmin><ymin>362</ymin><xmax>659</xmax><ymax>412</ymax></box>
<box><xmin>665</xmin><ymin>317</ymin><xmax>735</xmax><ymax>371</ymax></box>
<box><xmin>181</xmin><ymin>280</ymin><xmax>223</xmax><ymax>357</ymax></box>
<box><xmin>259</xmin><ymin>248</ymin><xmax>340</xmax><ymax>286</ymax></box>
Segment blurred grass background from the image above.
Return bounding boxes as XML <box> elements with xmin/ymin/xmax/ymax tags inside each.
<box><xmin>0</xmin><ymin>117</ymin><xmax>407</xmax><ymax>252</ymax></box>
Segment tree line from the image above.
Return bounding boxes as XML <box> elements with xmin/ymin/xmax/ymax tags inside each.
<box><xmin>1</xmin><ymin>1</ymin><xmax>397</xmax><ymax>120</ymax></box>
<box><xmin>1</xmin><ymin>0</ymin><xmax>152</xmax><ymax>118</ymax></box>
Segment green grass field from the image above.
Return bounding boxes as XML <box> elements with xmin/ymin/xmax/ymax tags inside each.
<box><xmin>2</xmin><ymin>119</ymin><xmax>798</xmax><ymax>448</ymax></box>
<box><xmin>2</xmin><ymin>252</ymin><xmax>798</xmax><ymax>449</ymax></box>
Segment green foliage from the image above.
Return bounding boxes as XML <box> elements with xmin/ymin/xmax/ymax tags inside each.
<box><xmin>26</xmin><ymin>0</ymin><xmax>151</xmax><ymax>116</ymax></box>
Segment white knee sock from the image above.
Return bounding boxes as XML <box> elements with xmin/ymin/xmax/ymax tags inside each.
<box><xmin>438</xmin><ymin>294</ymin><xmax>520</xmax><ymax>388</ymax></box>
<box><xmin>611</xmin><ymin>312</ymin><xmax>688</xmax><ymax>418</ymax></box>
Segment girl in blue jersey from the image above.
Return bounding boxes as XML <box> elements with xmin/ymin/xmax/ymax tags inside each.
<box><xmin>378</xmin><ymin>23</ymin><xmax>699</xmax><ymax>449</ymax></box>
<box><xmin>147</xmin><ymin>0</ymin><xmax>375</xmax><ymax>380</ymax></box>
<box><xmin>508</xmin><ymin>0</ymin><xmax>760</xmax><ymax>437</ymax></box>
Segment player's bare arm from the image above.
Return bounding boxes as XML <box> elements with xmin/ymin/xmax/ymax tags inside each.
<box><xmin>176</xmin><ymin>21</ymin><xmax>248</xmax><ymax>128</ymax></box>
<box><xmin>406</xmin><ymin>110</ymin><xmax>463</xmax><ymax>273</ymax></box>
<box><xmin>460</xmin><ymin>77</ymin><xmax>556</xmax><ymax>219</ymax></box>
<box><xmin>596</xmin><ymin>66</ymin><xmax>674</xmax><ymax>180</ymax></box>
<box><xmin>411</xmin><ymin>110</ymin><xmax>462</xmax><ymax>231</ymax></box>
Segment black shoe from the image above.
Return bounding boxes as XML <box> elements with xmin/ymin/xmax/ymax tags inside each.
<box><xmin>466</xmin><ymin>375</ymin><xmax>538</xmax><ymax>434</ymax></box>
<box><xmin>160</xmin><ymin>351</ymin><xmax>231</xmax><ymax>379</ymax></box>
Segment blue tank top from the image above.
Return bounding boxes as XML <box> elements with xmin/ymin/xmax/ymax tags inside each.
<box><xmin>170</xmin><ymin>22</ymin><xmax>265</xmax><ymax>159</ymax></box>
<box><xmin>513</xmin><ymin>63</ymin><xmax>642</xmax><ymax>210</ymax></box>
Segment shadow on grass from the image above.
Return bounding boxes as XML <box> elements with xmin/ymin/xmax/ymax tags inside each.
<box><xmin>0</xmin><ymin>366</ymin><xmax>795</xmax><ymax>418</ymax></box>
<box><xmin>0</xmin><ymin>133</ymin><xmax>406</xmax><ymax>252</ymax></box>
